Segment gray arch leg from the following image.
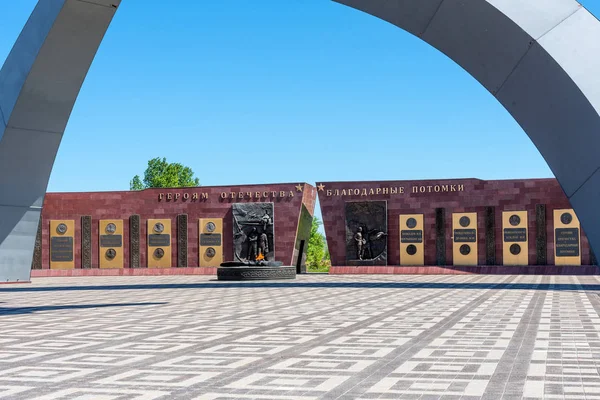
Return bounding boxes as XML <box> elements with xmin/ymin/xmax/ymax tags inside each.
<box><xmin>336</xmin><ymin>0</ymin><xmax>600</xmax><ymax>263</ymax></box>
<box><xmin>0</xmin><ymin>0</ymin><xmax>119</xmax><ymax>281</ymax></box>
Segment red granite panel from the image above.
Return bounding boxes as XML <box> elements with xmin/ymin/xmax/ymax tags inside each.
<box><xmin>318</xmin><ymin>178</ymin><xmax>592</xmax><ymax>271</ymax></box>
<box><xmin>41</xmin><ymin>183</ymin><xmax>315</xmax><ymax>272</ymax></box>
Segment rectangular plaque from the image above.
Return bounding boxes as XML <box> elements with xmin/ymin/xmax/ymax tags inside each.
<box><xmin>200</xmin><ymin>233</ymin><xmax>222</xmax><ymax>247</ymax></box>
<box><xmin>148</xmin><ymin>234</ymin><xmax>170</xmax><ymax>247</ymax></box>
<box><xmin>100</xmin><ymin>235</ymin><xmax>123</xmax><ymax>248</ymax></box>
<box><xmin>401</xmin><ymin>230</ymin><xmax>423</xmax><ymax>243</ymax></box>
<box><xmin>454</xmin><ymin>229</ymin><xmax>476</xmax><ymax>243</ymax></box>
<box><xmin>51</xmin><ymin>237</ymin><xmax>74</xmax><ymax>262</ymax></box>
<box><xmin>504</xmin><ymin>228</ymin><xmax>527</xmax><ymax>243</ymax></box>
<box><xmin>555</xmin><ymin>228</ymin><xmax>580</xmax><ymax>257</ymax></box>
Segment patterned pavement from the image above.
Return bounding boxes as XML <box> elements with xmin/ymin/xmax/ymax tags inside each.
<box><xmin>1</xmin><ymin>274</ymin><xmax>600</xmax><ymax>399</ymax></box>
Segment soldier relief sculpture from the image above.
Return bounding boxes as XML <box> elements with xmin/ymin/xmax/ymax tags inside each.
<box><xmin>219</xmin><ymin>202</ymin><xmax>295</xmax><ymax>281</ymax></box>
<box><xmin>345</xmin><ymin>201</ymin><xmax>388</xmax><ymax>265</ymax></box>
<box><xmin>232</xmin><ymin>203</ymin><xmax>274</xmax><ymax>262</ymax></box>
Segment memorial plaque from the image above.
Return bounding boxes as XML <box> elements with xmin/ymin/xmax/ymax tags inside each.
<box><xmin>555</xmin><ymin>228</ymin><xmax>580</xmax><ymax>257</ymax></box>
<box><xmin>51</xmin><ymin>237</ymin><xmax>74</xmax><ymax>262</ymax></box>
<box><xmin>50</xmin><ymin>220</ymin><xmax>75</xmax><ymax>269</ymax></box>
<box><xmin>200</xmin><ymin>233</ymin><xmax>222</xmax><ymax>246</ymax></box>
<box><xmin>148</xmin><ymin>234</ymin><xmax>171</xmax><ymax>247</ymax></box>
<box><xmin>99</xmin><ymin>220</ymin><xmax>124</xmax><ymax>269</ymax></box>
<box><xmin>452</xmin><ymin>213</ymin><xmax>477</xmax><ymax>266</ymax></box>
<box><xmin>502</xmin><ymin>211</ymin><xmax>528</xmax><ymax>266</ymax></box>
<box><xmin>503</xmin><ymin>228</ymin><xmax>527</xmax><ymax>242</ymax></box>
<box><xmin>345</xmin><ymin>201</ymin><xmax>387</xmax><ymax>266</ymax></box>
<box><xmin>453</xmin><ymin>229</ymin><xmax>477</xmax><ymax>243</ymax></box>
<box><xmin>147</xmin><ymin>219</ymin><xmax>172</xmax><ymax>268</ymax></box>
<box><xmin>232</xmin><ymin>203</ymin><xmax>275</xmax><ymax>262</ymax></box>
<box><xmin>100</xmin><ymin>235</ymin><xmax>123</xmax><ymax>248</ymax></box>
<box><xmin>200</xmin><ymin>218</ymin><xmax>224</xmax><ymax>267</ymax></box>
<box><xmin>401</xmin><ymin>230</ymin><xmax>423</xmax><ymax>243</ymax></box>
<box><xmin>399</xmin><ymin>214</ymin><xmax>424</xmax><ymax>266</ymax></box>
<box><xmin>553</xmin><ymin>209</ymin><xmax>581</xmax><ymax>266</ymax></box>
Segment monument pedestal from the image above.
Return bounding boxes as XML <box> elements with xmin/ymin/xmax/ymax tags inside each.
<box><xmin>217</xmin><ymin>265</ymin><xmax>296</xmax><ymax>281</ymax></box>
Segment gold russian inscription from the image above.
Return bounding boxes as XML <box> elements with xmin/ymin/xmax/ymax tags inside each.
<box><xmin>167</xmin><ymin>193</ymin><xmax>173</xmax><ymax>200</ymax></box>
<box><xmin>383</xmin><ymin>187</ymin><xmax>389</xmax><ymax>194</ymax></box>
<box><xmin>202</xmin><ymin>193</ymin><xmax>208</xmax><ymax>200</ymax></box>
<box><xmin>326</xmin><ymin>190</ymin><xmax>333</xmax><ymax>196</ymax></box>
<box><xmin>280</xmin><ymin>191</ymin><xmax>286</xmax><ymax>197</ymax></box>
<box><xmin>192</xmin><ymin>193</ymin><xmax>199</xmax><ymax>200</ymax></box>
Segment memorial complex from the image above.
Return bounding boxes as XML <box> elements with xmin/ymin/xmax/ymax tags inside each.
<box><xmin>31</xmin><ymin>183</ymin><xmax>316</xmax><ymax>277</ymax></box>
<box><xmin>31</xmin><ymin>177</ymin><xmax>598</xmax><ymax>277</ymax></box>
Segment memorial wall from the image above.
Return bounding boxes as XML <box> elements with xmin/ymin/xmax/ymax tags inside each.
<box><xmin>32</xmin><ymin>183</ymin><xmax>316</xmax><ymax>275</ymax></box>
<box><xmin>317</xmin><ymin>178</ymin><xmax>597</xmax><ymax>273</ymax></box>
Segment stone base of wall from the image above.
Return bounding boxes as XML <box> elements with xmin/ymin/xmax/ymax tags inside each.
<box><xmin>329</xmin><ymin>265</ymin><xmax>599</xmax><ymax>275</ymax></box>
<box><xmin>31</xmin><ymin>267</ymin><xmax>218</xmax><ymax>278</ymax></box>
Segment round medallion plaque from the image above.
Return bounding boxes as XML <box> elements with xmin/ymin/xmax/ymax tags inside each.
<box><xmin>509</xmin><ymin>215</ymin><xmax>521</xmax><ymax>226</ymax></box>
<box><xmin>406</xmin><ymin>244</ymin><xmax>417</xmax><ymax>256</ymax></box>
<box><xmin>206</xmin><ymin>247</ymin><xmax>216</xmax><ymax>258</ymax></box>
<box><xmin>105</xmin><ymin>248</ymin><xmax>116</xmax><ymax>259</ymax></box>
<box><xmin>510</xmin><ymin>244</ymin><xmax>521</xmax><ymax>255</ymax></box>
<box><xmin>406</xmin><ymin>218</ymin><xmax>417</xmax><ymax>229</ymax></box>
<box><xmin>153</xmin><ymin>222</ymin><xmax>164</xmax><ymax>233</ymax></box>
<box><xmin>105</xmin><ymin>223</ymin><xmax>117</xmax><ymax>234</ymax></box>
<box><xmin>154</xmin><ymin>248</ymin><xmax>165</xmax><ymax>258</ymax></box>
<box><xmin>206</xmin><ymin>222</ymin><xmax>216</xmax><ymax>233</ymax></box>
<box><xmin>459</xmin><ymin>216</ymin><xmax>470</xmax><ymax>228</ymax></box>
<box><xmin>561</xmin><ymin>212</ymin><xmax>573</xmax><ymax>225</ymax></box>
<box><xmin>56</xmin><ymin>223</ymin><xmax>68</xmax><ymax>234</ymax></box>
<box><xmin>459</xmin><ymin>244</ymin><xmax>471</xmax><ymax>255</ymax></box>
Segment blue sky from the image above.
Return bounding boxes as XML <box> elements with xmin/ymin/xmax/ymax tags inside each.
<box><xmin>1</xmin><ymin>0</ymin><xmax>599</xmax><ymax>196</ymax></box>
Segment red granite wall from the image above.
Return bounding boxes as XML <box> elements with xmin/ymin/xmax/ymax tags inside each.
<box><xmin>39</xmin><ymin>183</ymin><xmax>314</xmax><ymax>270</ymax></box>
<box><xmin>317</xmin><ymin>178</ymin><xmax>593</xmax><ymax>267</ymax></box>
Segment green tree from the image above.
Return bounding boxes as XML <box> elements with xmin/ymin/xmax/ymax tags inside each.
<box><xmin>130</xmin><ymin>157</ymin><xmax>200</xmax><ymax>190</ymax></box>
<box><xmin>306</xmin><ymin>217</ymin><xmax>330</xmax><ymax>272</ymax></box>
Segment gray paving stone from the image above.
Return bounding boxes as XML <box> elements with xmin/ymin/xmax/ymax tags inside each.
<box><xmin>1</xmin><ymin>274</ymin><xmax>600</xmax><ymax>399</ymax></box>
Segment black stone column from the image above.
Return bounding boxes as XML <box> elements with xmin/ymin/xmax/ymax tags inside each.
<box><xmin>130</xmin><ymin>215</ymin><xmax>140</xmax><ymax>268</ymax></box>
<box><xmin>31</xmin><ymin>217</ymin><xmax>42</xmax><ymax>270</ymax></box>
<box><xmin>485</xmin><ymin>207</ymin><xmax>496</xmax><ymax>265</ymax></box>
<box><xmin>435</xmin><ymin>208</ymin><xmax>446</xmax><ymax>265</ymax></box>
<box><xmin>177</xmin><ymin>214</ymin><xmax>188</xmax><ymax>268</ymax></box>
<box><xmin>536</xmin><ymin>204</ymin><xmax>547</xmax><ymax>265</ymax></box>
<box><xmin>81</xmin><ymin>215</ymin><xmax>92</xmax><ymax>269</ymax></box>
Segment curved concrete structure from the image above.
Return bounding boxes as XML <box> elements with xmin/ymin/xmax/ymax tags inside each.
<box><xmin>1</xmin><ymin>0</ymin><xmax>599</xmax><ymax>281</ymax></box>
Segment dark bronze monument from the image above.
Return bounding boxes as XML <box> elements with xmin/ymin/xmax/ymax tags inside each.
<box><xmin>219</xmin><ymin>203</ymin><xmax>295</xmax><ymax>280</ymax></box>
<box><xmin>345</xmin><ymin>201</ymin><xmax>388</xmax><ymax>266</ymax></box>
<box><xmin>232</xmin><ymin>203</ymin><xmax>275</xmax><ymax>262</ymax></box>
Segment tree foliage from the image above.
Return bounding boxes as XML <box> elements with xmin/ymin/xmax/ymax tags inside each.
<box><xmin>130</xmin><ymin>157</ymin><xmax>200</xmax><ymax>190</ymax></box>
<box><xmin>306</xmin><ymin>217</ymin><xmax>330</xmax><ymax>271</ymax></box>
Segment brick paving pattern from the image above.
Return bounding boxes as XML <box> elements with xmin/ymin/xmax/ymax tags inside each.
<box><xmin>1</xmin><ymin>275</ymin><xmax>600</xmax><ymax>399</ymax></box>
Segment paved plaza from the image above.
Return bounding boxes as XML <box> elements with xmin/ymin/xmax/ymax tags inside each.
<box><xmin>1</xmin><ymin>275</ymin><xmax>600</xmax><ymax>399</ymax></box>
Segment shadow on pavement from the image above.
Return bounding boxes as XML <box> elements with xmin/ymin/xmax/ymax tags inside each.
<box><xmin>0</xmin><ymin>281</ymin><xmax>598</xmax><ymax>293</ymax></box>
<box><xmin>0</xmin><ymin>302</ymin><xmax>167</xmax><ymax>315</ymax></box>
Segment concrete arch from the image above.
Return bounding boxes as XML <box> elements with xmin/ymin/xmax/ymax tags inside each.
<box><xmin>0</xmin><ymin>0</ymin><xmax>599</xmax><ymax>281</ymax></box>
